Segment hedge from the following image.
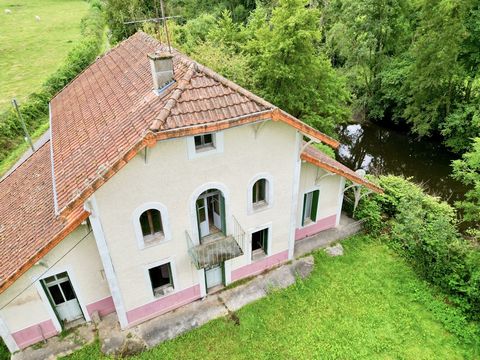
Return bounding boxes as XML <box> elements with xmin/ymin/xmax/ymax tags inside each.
<box><xmin>0</xmin><ymin>0</ymin><xmax>104</xmax><ymax>164</ymax></box>
<box><xmin>351</xmin><ymin>175</ymin><xmax>480</xmax><ymax>322</ymax></box>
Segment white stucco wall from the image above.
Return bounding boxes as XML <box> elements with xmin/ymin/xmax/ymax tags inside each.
<box><xmin>297</xmin><ymin>161</ymin><xmax>344</xmax><ymax>226</ymax></box>
<box><xmin>0</xmin><ymin>224</ymin><xmax>110</xmax><ymax>334</ymax></box>
<box><xmin>93</xmin><ymin>120</ymin><xmax>298</xmax><ymax>311</ymax></box>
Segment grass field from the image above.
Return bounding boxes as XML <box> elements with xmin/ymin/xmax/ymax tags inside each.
<box><xmin>0</xmin><ymin>0</ymin><xmax>89</xmax><ymax>108</ymax></box>
<box><xmin>63</xmin><ymin>236</ymin><xmax>480</xmax><ymax>359</ymax></box>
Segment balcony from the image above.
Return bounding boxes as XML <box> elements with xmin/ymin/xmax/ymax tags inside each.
<box><xmin>186</xmin><ymin>216</ymin><xmax>246</xmax><ymax>269</ymax></box>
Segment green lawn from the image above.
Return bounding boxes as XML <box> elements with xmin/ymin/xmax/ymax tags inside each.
<box><xmin>0</xmin><ymin>0</ymin><xmax>89</xmax><ymax>108</ymax></box>
<box><xmin>63</xmin><ymin>236</ymin><xmax>480</xmax><ymax>359</ymax></box>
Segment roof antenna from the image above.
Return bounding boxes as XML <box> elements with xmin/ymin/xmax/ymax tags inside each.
<box><xmin>123</xmin><ymin>0</ymin><xmax>178</xmax><ymax>54</ymax></box>
<box><xmin>11</xmin><ymin>99</ymin><xmax>34</xmax><ymax>152</ymax></box>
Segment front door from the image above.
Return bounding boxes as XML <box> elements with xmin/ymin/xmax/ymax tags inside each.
<box><xmin>43</xmin><ymin>272</ymin><xmax>83</xmax><ymax>323</ymax></box>
<box><xmin>205</xmin><ymin>264</ymin><xmax>223</xmax><ymax>291</ymax></box>
<box><xmin>211</xmin><ymin>194</ymin><xmax>222</xmax><ymax>230</ymax></box>
<box><xmin>196</xmin><ymin>197</ymin><xmax>209</xmax><ymax>238</ymax></box>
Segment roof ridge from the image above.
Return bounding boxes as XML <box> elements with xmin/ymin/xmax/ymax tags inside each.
<box><xmin>150</xmin><ymin>63</ymin><xmax>197</xmax><ymax>131</ymax></box>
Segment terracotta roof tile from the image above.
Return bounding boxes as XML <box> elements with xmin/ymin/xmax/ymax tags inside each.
<box><xmin>0</xmin><ymin>141</ymin><xmax>88</xmax><ymax>293</ymax></box>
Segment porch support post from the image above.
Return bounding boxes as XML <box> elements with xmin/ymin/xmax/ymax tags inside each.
<box><xmin>288</xmin><ymin>131</ymin><xmax>302</xmax><ymax>259</ymax></box>
<box><xmin>0</xmin><ymin>311</ymin><xmax>19</xmax><ymax>353</ymax></box>
<box><xmin>336</xmin><ymin>177</ymin><xmax>346</xmax><ymax>227</ymax></box>
<box><xmin>85</xmin><ymin>196</ymin><xmax>129</xmax><ymax>329</ymax></box>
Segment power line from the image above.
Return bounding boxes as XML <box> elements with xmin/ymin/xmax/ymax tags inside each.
<box><xmin>0</xmin><ymin>228</ymin><xmax>93</xmax><ymax>311</ymax></box>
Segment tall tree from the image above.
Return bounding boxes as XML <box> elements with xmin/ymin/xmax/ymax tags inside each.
<box><xmin>244</xmin><ymin>0</ymin><xmax>350</xmax><ymax>135</ymax></box>
<box><xmin>322</xmin><ymin>0</ymin><xmax>413</xmax><ymax>120</ymax></box>
<box><xmin>403</xmin><ymin>0</ymin><xmax>480</xmax><ymax>151</ymax></box>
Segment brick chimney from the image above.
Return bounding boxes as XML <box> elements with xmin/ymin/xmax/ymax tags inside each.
<box><xmin>147</xmin><ymin>52</ymin><xmax>174</xmax><ymax>93</ymax></box>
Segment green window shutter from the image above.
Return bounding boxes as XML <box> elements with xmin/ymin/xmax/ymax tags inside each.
<box><xmin>301</xmin><ymin>193</ymin><xmax>307</xmax><ymax>226</ymax></box>
<box><xmin>252</xmin><ymin>182</ymin><xmax>257</xmax><ymax>203</ymax></box>
<box><xmin>220</xmin><ymin>194</ymin><xmax>226</xmax><ymax>235</ymax></box>
<box><xmin>311</xmin><ymin>190</ymin><xmax>320</xmax><ymax>222</ymax></box>
<box><xmin>263</xmin><ymin>229</ymin><xmax>269</xmax><ymax>255</ymax></box>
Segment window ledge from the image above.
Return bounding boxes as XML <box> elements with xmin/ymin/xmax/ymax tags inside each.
<box><xmin>252</xmin><ymin>249</ymin><xmax>267</xmax><ymax>262</ymax></box>
<box><xmin>195</xmin><ymin>145</ymin><xmax>216</xmax><ymax>153</ymax></box>
<box><xmin>153</xmin><ymin>284</ymin><xmax>174</xmax><ymax>298</ymax></box>
<box><xmin>142</xmin><ymin>232</ymin><xmax>165</xmax><ymax>248</ymax></box>
<box><xmin>249</xmin><ymin>201</ymin><xmax>271</xmax><ymax>215</ymax></box>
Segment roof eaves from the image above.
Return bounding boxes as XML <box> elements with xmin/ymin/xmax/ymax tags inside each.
<box><xmin>0</xmin><ymin>208</ymin><xmax>90</xmax><ymax>294</ymax></box>
<box><xmin>273</xmin><ymin>109</ymin><xmax>340</xmax><ymax>149</ymax></box>
<box><xmin>301</xmin><ymin>147</ymin><xmax>383</xmax><ymax>194</ymax></box>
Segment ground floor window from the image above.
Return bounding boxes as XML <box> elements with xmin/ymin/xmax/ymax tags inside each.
<box><xmin>251</xmin><ymin>228</ymin><xmax>269</xmax><ymax>260</ymax></box>
<box><xmin>302</xmin><ymin>189</ymin><xmax>319</xmax><ymax>226</ymax></box>
<box><xmin>149</xmin><ymin>263</ymin><xmax>174</xmax><ymax>297</ymax></box>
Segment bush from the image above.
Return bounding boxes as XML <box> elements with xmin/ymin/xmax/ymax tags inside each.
<box><xmin>352</xmin><ymin>175</ymin><xmax>480</xmax><ymax>321</ymax></box>
<box><xmin>0</xmin><ymin>1</ymin><xmax>104</xmax><ymax>165</ymax></box>
<box><xmin>0</xmin><ymin>338</ymin><xmax>8</xmax><ymax>360</ymax></box>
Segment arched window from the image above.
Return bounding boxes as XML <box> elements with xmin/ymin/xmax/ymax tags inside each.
<box><xmin>252</xmin><ymin>179</ymin><xmax>267</xmax><ymax>205</ymax></box>
<box><xmin>139</xmin><ymin>209</ymin><xmax>164</xmax><ymax>244</ymax></box>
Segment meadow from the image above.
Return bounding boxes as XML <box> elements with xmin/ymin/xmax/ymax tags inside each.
<box><xmin>63</xmin><ymin>236</ymin><xmax>479</xmax><ymax>359</ymax></box>
<box><xmin>0</xmin><ymin>0</ymin><xmax>89</xmax><ymax>108</ymax></box>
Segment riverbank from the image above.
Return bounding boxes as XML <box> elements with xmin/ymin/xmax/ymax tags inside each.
<box><xmin>337</xmin><ymin>122</ymin><xmax>467</xmax><ymax>203</ymax></box>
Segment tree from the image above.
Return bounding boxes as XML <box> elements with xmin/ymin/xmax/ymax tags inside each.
<box><xmin>322</xmin><ymin>0</ymin><xmax>413</xmax><ymax>120</ymax></box>
<box><xmin>403</xmin><ymin>0</ymin><xmax>480</xmax><ymax>151</ymax></box>
<box><xmin>452</xmin><ymin>138</ymin><xmax>480</xmax><ymax>229</ymax></box>
<box><xmin>244</xmin><ymin>0</ymin><xmax>350</xmax><ymax>135</ymax></box>
<box><xmin>104</xmin><ymin>0</ymin><xmax>156</xmax><ymax>43</ymax></box>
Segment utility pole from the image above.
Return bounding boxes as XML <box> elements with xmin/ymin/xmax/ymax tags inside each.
<box><xmin>11</xmin><ymin>98</ymin><xmax>35</xmax><ymax>152</ymax></box>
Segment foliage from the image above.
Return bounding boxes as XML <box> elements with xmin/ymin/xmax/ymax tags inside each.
<box><xmin>244</xmin><ymin>0</ymin><xmax>350</xmax><ymax>135</ymax></box>
<box><xmin>63</xmin><ymin>236</ymin><xmax>479</xmax><ymax>359</ymax></box>
<box><xmin>402</xmin><ymin>0</ymin><xmax>480</xmax><ymax>151</ymax></box>
<box><xmin>0</xmin><ymin>2</ymin><xmax>104</xmax><ymax>166</ymax></box>
<box><xmin>322</xmin><ymin>0</ymin><xmax>413</xmax><ymax>121</ymax></box>
<box><xmin>353</xmin><ymin>175</ymin><xmax>480</xmax><ymax>320</ymax></box>
<box><xmin>452</xmin><ymin>137</ymin><xmax>480</xmax><ymax>228</ymax></box>
<box><xmin>313</xmin><ymin>142</ymin><xmax>335</xmax><ymax>159</ymax></box>
<box><xmin>0</xmin><ymin>338</ymin><xmax>8</xmax><ymax>360</ymax></box>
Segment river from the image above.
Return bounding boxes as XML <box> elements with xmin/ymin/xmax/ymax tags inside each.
<box><xmin>336</xmin><ymin>122</ymin><xmax>467</xmax><ymax>203</ymax></box>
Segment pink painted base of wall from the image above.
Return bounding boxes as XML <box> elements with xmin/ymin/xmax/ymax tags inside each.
<box><xmin>295</xmin><ymin>214</ymin><xmax>336</xmax><ymax>241</ymax></box>
<box><xmin>86</xmin><ymin>296</ymin><xmax>116</xmax><ymax>318</ymax></box>
<box><xmin>12</xmin><ymin>319</ymin><xmax>57</xmax><ymax>349</ymax></box>
<box><xmin>126</xmin><ymin>285</ymin><xmax>201</xmax><ymax>327</ymax></box>
<box><xmin>231</xmin><ymin>250</ymin><xmax>289</xmax><ymax>282</ymax></box>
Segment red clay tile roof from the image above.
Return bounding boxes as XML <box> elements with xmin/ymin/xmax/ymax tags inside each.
<box><xmin>301</xmin><ymin>144</ymin><xmax>383</xmax><ymax>193</ymax></box>
<box><xmin>0</xmin><ymin>141</ymin><xmax>88</xmax><ymax>294</ymax></box>
<box><xmin>50</xmin><ymin>32</ymin><xmax>339</xmax><ymax>216</ymax></box>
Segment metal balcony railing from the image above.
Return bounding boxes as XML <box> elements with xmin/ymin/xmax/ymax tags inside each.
<box><xmin>186</xmin><ymin>216</ymin><xmax>246</xmax><ymax>269</ymax></box>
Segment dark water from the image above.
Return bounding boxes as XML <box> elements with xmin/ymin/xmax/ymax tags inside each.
<box><xmin>336</xmin><ymin>122</ymin><xmax>467</xmax><ymax>203</ymax></box>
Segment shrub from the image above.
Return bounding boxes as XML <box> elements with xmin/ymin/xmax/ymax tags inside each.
<box><xmin>353</xmin><ymin>175</ymin><xmax>480</xmax><ymax>321</ymax></box>
<box><xmin>0</xmin><ymin>2</ymin><xmax>104</xmax><ymax>165</ymax></box>
<box><xmin>0</xmin><ymin>338</ymin><xmax>8</xmax><ymax>360</ymax></box>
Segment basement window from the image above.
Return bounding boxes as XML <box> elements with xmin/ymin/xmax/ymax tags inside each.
<box><xmin>140</xmin><ymin>209</ymin><xmax>164</xmax><ymax>245</ymax></box>
<box><xmin>194</xmin><ymin>133</ymin><xmax>215</xmax><ymax>152</ymax></box>
<box><xmin>251</xmin><ymin>228</ymin><xmax>269</xmax><ymax>261</ymax></box>
<box><xmin>148</xmin><ymin>263</ymin><xmax>174</xmax><ymax>298</ymax></box>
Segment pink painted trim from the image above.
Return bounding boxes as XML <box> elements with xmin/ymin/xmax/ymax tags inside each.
<box><xmin>126</xmin><ymin>285</ymin><xmax>201</xmax><ymax>327</ymax></box>
<box><xmin>12</xmin><ymin>319</ymin><xmax>57</xmax><ymax>349</ymax></box>
<box><xmin>86</xmin><ymin>296</ymin><xmax>116</xmax><ymax>318</ymax></box>
<box><xmin>231</xmin><ymin>250</ymin><xmax>288</xmax><ymax>282</ymax></box>
<box><xmin>295</xmin><ymin>214</ymin><xmax>336</xmax><ymax>241</ymax></box>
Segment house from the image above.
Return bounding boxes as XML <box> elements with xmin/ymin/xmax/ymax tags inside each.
<box><xmin>0</xmin><ymin>32</ymin><xmax>381</xmax><ymax>353</ymax></box>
